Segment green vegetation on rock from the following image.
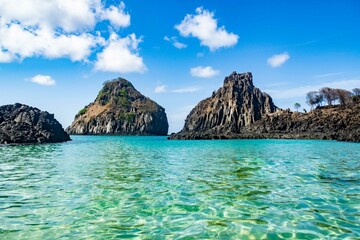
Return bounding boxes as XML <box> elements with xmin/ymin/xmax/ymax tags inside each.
<box><xmin>78</xmin><ymin>108</ymin><xmax>87</xmax><ymax>116</ymax></box>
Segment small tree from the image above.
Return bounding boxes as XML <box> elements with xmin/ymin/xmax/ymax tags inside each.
<box><xmin>320</xmin><ymin>87</ymin><xmax>337</xmax><ymax>105</ymax></box>
<box><xmin>353</xmin><ymin>88</ymin><xmax>360</xmax><ymax>103</ymax></box>
<box><xmin>306</xmin><ymin>91</ymin><xmax>320</xmax><ymax>109</ymax></box>
<box><xmin>335</xmin><ymin>89</ymin><xmax>352</xmax><ymax>105</ymax></box>
<box><xmin>316</xmin><ymin>93</ymin><xmax>324</xmax><ymax>106</ymax></box>
<box><xmin>353</xmin><ymin>88</ymin><xmax>360</xmax><ymax>96</ymax></box>
<box><xmin>294</xmin><ymin>103</ymin><xmax>301</xmax><ymax>112</ymax></box>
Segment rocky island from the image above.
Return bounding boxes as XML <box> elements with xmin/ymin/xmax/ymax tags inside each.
<box><xmin>67</xmin><ymin>78</ymin><xmax>169</xmax><ymax>135</ymax></box>
<box><xmin>0</xmin><ymin>103</ymin><xmax>70</xmax><ymax>144</ymax></box>
<box><xmin>170</xmin><ymin>72</ymin><xmax>360</xmax><ymax>142</ymax></box>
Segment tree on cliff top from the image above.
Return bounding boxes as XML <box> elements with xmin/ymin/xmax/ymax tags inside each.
<box><xmin>320</xmin><ymin>87</ymin><xmax>337</xmax><ymax>105</ymax></box>
<box><xmin>306</xmin><ymin>91</ymin><xmax>322</xmax><ymax>109</ymax></box>
<box><xmin>336</xmin><ymin>89</ymin><xmax>352</xmax><ymax>105</ymax></box>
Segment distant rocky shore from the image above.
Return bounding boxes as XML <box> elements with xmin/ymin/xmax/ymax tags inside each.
<box><xmin>0</xmin><ymin>103</ymin><xmax>70</xmax><ymax>144</ymax></box>
<box><xmin>1</xmin><ymin>73</ymin><xmax>358</xmax><ymax>144</ymax></box>
<box><xmin>170</xmin><ymin>72</ymin><xmax>360</xmax><ymax>142</ymax></box>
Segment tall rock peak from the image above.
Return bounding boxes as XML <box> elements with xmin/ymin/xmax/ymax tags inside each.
<box><xmin>170</xmin><ymin>71</ymin><xmax>277</xmax><ymax>139</ymax></box>
<box><xmin>67</xmin><ymin>77</ymin><xmax>169</xmax><ymax>135</ymax></box>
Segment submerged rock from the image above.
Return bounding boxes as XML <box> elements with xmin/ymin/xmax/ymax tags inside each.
<box><xmin>67</xmin><ymin>77</ymin><xmax>169</xmax><ymax>135</ymax></box>
<box><xmin>0</xmin><ymin>103</ymin><xmax>71</xmax><ymax>144</ymax></box>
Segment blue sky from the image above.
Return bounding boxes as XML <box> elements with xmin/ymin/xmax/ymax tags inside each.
<box><xmin>0</xmin><ymin>0</ymin><xmax>359</xmax><ymax>133</ymax></box>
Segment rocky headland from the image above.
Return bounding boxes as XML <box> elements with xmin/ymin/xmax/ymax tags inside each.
<box><xmin>0</xmin><ymin>103</ymin><xmax>71</xmax><ymax>144</ymax></box>
<box><xmin>67</xmin><ymin>78</ymin><xmax>169</xmax><ymax>135</ymax></box>
<box><xmin>170</xmin><ymin>72</ymin><xmax>360</xmax><ymax>142</ymax></box>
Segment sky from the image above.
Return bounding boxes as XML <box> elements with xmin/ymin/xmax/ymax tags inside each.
<box><xmin>0</xmin><ymin>0</ymin><xmax>359</xmax><ymax>133</ymax></box>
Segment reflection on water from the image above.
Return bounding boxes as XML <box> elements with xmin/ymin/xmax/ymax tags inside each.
<box><xmin>0</xmin><ymin>137</ymin><xmax>359</xmax><ymax>239</ymax></box>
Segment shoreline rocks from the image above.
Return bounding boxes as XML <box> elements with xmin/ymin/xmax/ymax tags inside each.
<box><xmin>0</xmin><ymin>103</ymin><xmax>71</xmax><ymax>144</ymax></box>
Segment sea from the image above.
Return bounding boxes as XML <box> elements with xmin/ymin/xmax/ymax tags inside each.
<box><xmin>0</xmin><ymin>136</ymin><xmax>359</xmax><ymax>239</ymax></box>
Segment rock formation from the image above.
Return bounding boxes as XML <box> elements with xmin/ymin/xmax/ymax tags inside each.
<box><xmin>170</xmin><ymin>72</ymin><xmax>278</xmax><ymax>139</ymax></box>
<box><xmin>242</xmin><ymin>104</ymin><xmax>360</xmax><ymax>142</ymax></box>
<box><xmin>67</xmin><ymin>78</ymin><xmax>169</xmax><ymax>135</ymax></box>
<box><xmin>170</xmin><ymin>71</ymin><xmax>360</xmax><ymax>142</ymax></box>
<box><xmin>0</xmin><ymin>103</ymin><xmax>71</xmax><ymax>144</ymax></box>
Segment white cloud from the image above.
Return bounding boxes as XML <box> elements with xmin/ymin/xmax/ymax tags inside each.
<box><xmin>190</xmin><ymin>66</ymin><xmax>219</xmax><ymax>78</ymax></box>
<box><xmin>0</xmin><ymin>49</ymin><xmax>13</xmax><ymax>62</ymax></box>
<box><xmin>95</xmin><ymin>33</ymin><xmax>147</xmax><ymax>73</ymax></box>
<box><xmin>0</xmin><ymin>22</ymin><xmax>100</xmax><ymax>61</ymax></box>
<box><xmin>29</xmin><ymin>74</ymin><xmax>56</xmax><ymax>86</ymax></box>
<box><xmin>0</xmin><ymin>0</ymin><xmax>98</xmax><ymax>32</ymax></box>
<box><xmin>164</xmin><ymin>36</ymin><xmax>187</xmax><ymax>49</ymax></box>
<box><xmin>0</xmin><ymin>0</ymin><xmax>137</xmax><ymax>65</ymax></box>
<box><xmin>101</xmin><ymin>2</ymin><xmax>130</xmax><ymax>29</ymax></box>
<box><xmin>154</xmin><ymin>85</ymin><xmax>167</xmax><ymax>93</ymax></box>
<box><xmin>175</xmin><ymin>7</ymin><xmax>238</xmax><ymax>51</ymax></box>
<box><xmin>172</xmin><ymin>86</ymin><xmax>200</xmax><ymax>93</ymax></box>
<box><xmin>265</xmin><ymin>79</ymin><xmax>360</xmax><ymax>99</ymax></box>
<box><xmin>267</xmin><ymin>52</ymin><xmax>290</xmax><ymax>68</ymax></box>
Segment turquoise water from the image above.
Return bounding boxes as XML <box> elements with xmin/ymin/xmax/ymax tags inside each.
<box><xmin>0</xmin><ymin>136</ymin><xmax>359</xmax><ymax>239</ymax></box>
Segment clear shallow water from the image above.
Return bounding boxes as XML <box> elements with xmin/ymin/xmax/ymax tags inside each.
<box><xmin>0</xmin><ymin>136</ymin><xmax>359</xmax><ymax>239</ymax></box>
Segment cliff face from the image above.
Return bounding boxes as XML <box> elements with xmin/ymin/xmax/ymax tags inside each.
<box><xmin>67</xmin><ymin>78</ymin><xmax>168</xmax><ymax>135</ymax></box>
<box><xmin>0</xmin><ymin>103</ymin><xmax>70</xmax><ymax>144</ymax></box>
<box><xmin>170</xmin><ymin>72</ymin><xmax>277</xmax><ymax>139</ymax></box>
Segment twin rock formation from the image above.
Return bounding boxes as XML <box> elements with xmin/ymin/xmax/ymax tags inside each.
<box><xmin>1</xmin><ymin>72</ymin><xmax>358</xmax><ymax>144</ymax></box>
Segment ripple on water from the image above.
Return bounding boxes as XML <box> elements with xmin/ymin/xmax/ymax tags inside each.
<box><xmin>0</xmin><ymin>137</ymin><xmax>359</xmax><ymax>239</ymax></box>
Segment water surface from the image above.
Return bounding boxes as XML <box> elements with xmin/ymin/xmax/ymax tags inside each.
<box><xmin>0</xmin><ymin>136</ymin><xmax>359</xmax><ymax>239</ymax></box>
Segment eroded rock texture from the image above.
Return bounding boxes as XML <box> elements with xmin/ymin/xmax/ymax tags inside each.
<box><xmin>170</xmin><ymin>72</ymin><xmax>277</xmax><ymax>139</ymax></box>
<box><xmin>0</xmin><ymin>103</ymin><xmax>70</xmax><ymax>144</ymax></box>
<box><xmin>67</xmin><ymin>78</ymin><xmax>168</xmax><ymax>135</ymax></box>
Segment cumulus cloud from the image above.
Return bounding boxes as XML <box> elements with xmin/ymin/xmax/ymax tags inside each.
<box><xmin>172</xmin><ymin>86</ymin><xmax>200</xmax><ymax>93</ymax></box>
<box><xmin>175</xmin><ymin>7</ymin><xmax>238</xmax><ymax>51</ymax></box>
<box><xmin>29</xmin><ymin>74</ymin><xmax>56</xmax><ymax>86</ymax></box>
<box><xmin>0</xmin><ymin>0</ymin><xmax>140</xmax><ymax>69</ymax></box>
<box><xmin>265</xmin><ymin>79</ymin><xmax>360</xmax><ymax>99</ymax></box>
<box><xmin>0</xmin><ymin>22</ymin><xmax>99</xmax><ymax>61</ymax></box>
<box><xmin>95</xmin><ymin>33</ymin><xmax>147</xmax><ymax>73</ymax></box>
<box><xmin>101</xmin><ymin>2</ymin><xmax>130</xmax><ymax>28</ymax></box>
<box><xmin>190</xmin><ymin>66</ymin><xmax>219</xmax><ymax>78</ymax></box>
<box><xmin>154</xmin><ymin>85</ymin><xmax>167</xmax><ymax>93</ymax></box>
<box><xmin>267</xmin><ymin>52</ymin><xmax>290</xmax><ymax>68</ymax></box>
<box><xmin>164</xmin><ymin>36</ymin><xmax>187</xmax><ymax>49</ymax></box>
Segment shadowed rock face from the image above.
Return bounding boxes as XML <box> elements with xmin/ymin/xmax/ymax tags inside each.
<box><xmin>170</xmin><ymin>72</ymin><xmax>278</xmax><ymax>139</ymax></box>
<box><xmin>0</xmin><ymin>103</ymin><xmax>71</xmax><ymax>144</ymax></box>
<box><xmin>67</xmin><ymin>78</ymin><xmax>168</xmax><ymax>135</ymax></box>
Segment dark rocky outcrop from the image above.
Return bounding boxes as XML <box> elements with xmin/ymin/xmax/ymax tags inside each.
<box><xmin>0</xmin><ymin>103</ymin><xmax>71</xmax><ymax>144</ymax></box>
<box><xmin>170</xmin><ymin>72</ymin><xmax>278</xmax><ymax>139</ymax></box>
<box><xmin>170</xmin><ymin>71</ymin><xmax>360</xmax><ymax>142</ymax></box>
<box><xmin>241</xmin><ymin>104</ymin><xmax>360</xmax><ymax>142</ymax></box>
<box><xmin>67</xmin><ymin>78</ymin><xmax>168</xmax><ymax>135</ymax></box>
